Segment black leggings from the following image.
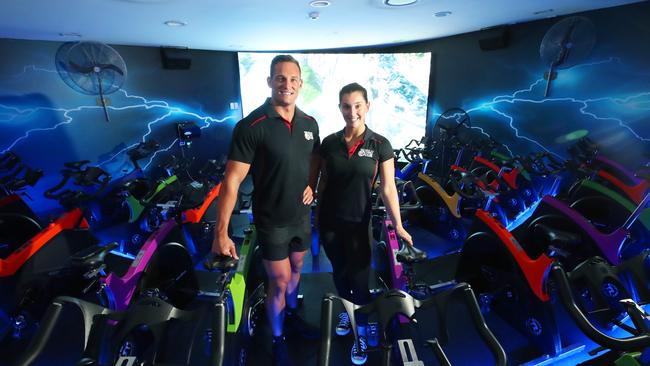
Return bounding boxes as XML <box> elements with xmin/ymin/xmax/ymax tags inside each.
<box><xmin>319</xmin><ymin>218</ymin><xmax>372</xmax><ymax>324</ymax></box>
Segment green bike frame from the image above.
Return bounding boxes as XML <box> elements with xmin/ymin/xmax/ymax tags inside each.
<box><xmin>226</xmin><ymin>225</ymin><xmax>256</xmax><ymax>333</ymax></box>
<box><xmin>126</xmin><ymin>175</ymin><xmax>178</xmax><ymax>223</ymax></box>
<box><xmin>578</xmin><ymin>180</ymin><xmax>650</xmax><ymax>230</ymax></box>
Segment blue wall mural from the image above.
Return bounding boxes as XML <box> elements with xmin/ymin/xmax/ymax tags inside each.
<box><xmin>418</xmin><ymin>1</ymin><xmax>649</xmax><ymax>168</ymax></box>
<box><xmin>0</xmin><ymin>39</ymin><xmax>241</xmax><ymax>215</ymax></box>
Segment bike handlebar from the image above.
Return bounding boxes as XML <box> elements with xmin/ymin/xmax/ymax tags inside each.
<box><xmin>318</xmin><ymin>285</ymin><xmax>507</xmax><ymax>366</ymax></box>
<box><xmin>44</xmin><ymin>163</ymin><xmax>111</xmax><ymax>206</ymax></box>
<box><xmin>550</xmin><ymin>263</ymin><xmax>650</xmax><ymax>351</ymax></box>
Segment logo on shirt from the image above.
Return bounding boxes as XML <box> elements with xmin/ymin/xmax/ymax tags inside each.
<box><xmin>304</xmin><ymin>131</ymin><xmax>314</xmax><ymax>140</ymax></box>
<box><xmin>358</xmin><ymin>148</ymin><xmax>374</xmax><ymax>158</ymax></box>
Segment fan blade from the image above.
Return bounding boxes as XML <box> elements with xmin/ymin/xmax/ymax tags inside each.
<box><xmin>57</xmin><ymin>61</ymin><xmax>71</xmax><ymax>73</ymax></box>
<box><xmin>553</xmin><ymin>20</ymin><xmax>578</xmax><ymax>67</ymax></box>
<box><xmin>97</xmin><ymin>63</ymin><xmax>125</xmax><ymax>76</ymax></box>
<box><xmin>68</xmin><ymin>61</ymin><xmax>95</xmax><ymax>74</ymax></box>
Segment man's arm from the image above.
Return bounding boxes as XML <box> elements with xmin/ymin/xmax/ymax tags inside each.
<box><xmin>211</xmin><ymin>160</ymin><xmax>251</xmax><ymax>258</ymax></box>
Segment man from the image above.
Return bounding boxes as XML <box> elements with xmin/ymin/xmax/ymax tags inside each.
<box><xmin>211</xmin><ymin>55</ymin><xmax>320</xmax><ymax>366</ymax></box>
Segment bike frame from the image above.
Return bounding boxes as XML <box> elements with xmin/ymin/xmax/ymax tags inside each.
<box><xmin>417</xmin><ymin>172</ymin><xmax>462</xmax><ymax>218</ymax></box>
<box><xmin>125</xmin><ymin>175</ymin><xmax>178</xmax><ymax>223</ymax></box>
<box><xmin>224</xmin><ymin>224</ymin><xmax>257</xmax><ymax>333</ymax></box>
<box><xmin>541</xmin><ymin>193</ymin><xmax>650</xmax><ymax>265</ymax></box>
<box><xmin>101</xmin><ymin>182</ymin><xmax>223</xmax><ymax>311</ymax></box>
<box><xmin>0</xmin><ymin>208</ymin><xmax>88</xmax><ymax>277</ymax></box>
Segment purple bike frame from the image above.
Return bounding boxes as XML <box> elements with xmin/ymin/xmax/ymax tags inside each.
<box><xmin>382</xmin><ymin>218</ymin><xmax>406</xmax><ymax>291</ymax></box>
<box><xmin>381</xmin><ymin>217</ymin><xmax>412</xmax><ymax>324</ymax></box>
<box><xmin>541</xmin><ymin>195</ymin><xmax>650</xmax><ymax>265</ymax></box>
<box><xmin>100</xmin><ymin>219</ymin><xmax>176</xmax><ymax>310</ymax></box>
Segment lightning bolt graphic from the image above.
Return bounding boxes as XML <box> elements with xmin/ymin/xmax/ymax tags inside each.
<box><xmin>11</xmin><ymin>65</ymin><xmax>58</xmax><ymax>79</ymax></box>
<box><xmin>444</xmin><ymin>57</ymin><xmax>650</xmax><ymax>157</ymax></box>
<box><xmin>0</xmin><ymin>87</ymin><xmax>238</xmax><ymax>164</ymax></box>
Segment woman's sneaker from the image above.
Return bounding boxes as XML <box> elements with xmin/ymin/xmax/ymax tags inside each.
<box><xmin>350</xmin><ymin>335</ymin><xmax>368</xmax><ymax>365</ymax></box>
<box><xmin>335</xmin><ymin>312</ymin><xmax>351</xmax><ymax>336</ymax></box>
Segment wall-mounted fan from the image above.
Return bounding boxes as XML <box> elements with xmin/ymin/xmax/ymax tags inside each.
<box><xmin>539</xmin><ymin>16</ymin><xmax>596</xmax><ymax>97</ymax></box>
<box><xmin>434</xmin><ymin>107</ymin><xmax>471</xmax><ymax>133</ymax></box>
<box><xmin>55</xmin><ymin>41</ymin><xmax>127</xmax><ymax>122</ymax></box>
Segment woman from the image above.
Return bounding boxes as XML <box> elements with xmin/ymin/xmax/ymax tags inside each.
<box><xmin>317</xmin><ymin>82</ymin><xmax>413</xmax><ymax>365</ymax></box>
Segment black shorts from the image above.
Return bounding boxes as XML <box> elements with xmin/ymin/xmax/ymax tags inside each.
<box><xmin>257</xmin><ymin>217</ymin><xmax>311</xmax><ymax>261</ymax></box>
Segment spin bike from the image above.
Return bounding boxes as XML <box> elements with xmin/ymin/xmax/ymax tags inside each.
<box><xmin>86</xmin><ymin>139</ymin><xmax>160</xmax><ymax>230</ymax></box>
<box><xmin>318</xmin><ymin>283</ymin><xmax>507</xmax><ymax>366</ymax></box>
<box><xmin>202</xmin><ymin>203</ymin><xmax>266</xmax><ymax>366</ymax></box>
<box><xmin>15</xmin><ymin>247</ymin><xmax>224</xmax><ymax>366</ymax></box>
<box><xmin>0</xmin><ymin>161</ymin><xmax>113</xmax><ymax>365</ymax></box>
<box><xmin>338</xmin><ymin>198</ymin><xmax>506</xmax><ymax>365</ymax></box>
<box><xmin>0</xmin><ymin>152</ymin><xmax>44</xmax><ymax>259</ymax></box>
<box><xmin>14</xmin><ymin>172</ymin><xmax>228</xmax><ymax>365</ymax></box>
<box><xmin>456</xmin><ymin>189</ymin><xmax>650</xmax><ymax>362</ymax></box>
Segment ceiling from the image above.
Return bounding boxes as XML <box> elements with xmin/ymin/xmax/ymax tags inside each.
<box><xmin>0</xmin><ymin>0</ymin><xmax>643</xmax><ymax>52</ymax></box>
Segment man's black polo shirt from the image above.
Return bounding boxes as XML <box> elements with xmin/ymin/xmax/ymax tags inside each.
<box><xmin>319</xmin><ymin>127</ymin><xmax>393</xmax><ymax>223</ymax></box>
<box><xmin>229</xmin><ymin>98</ymin><xmax>320</xmax><ymax>227</ymax></box>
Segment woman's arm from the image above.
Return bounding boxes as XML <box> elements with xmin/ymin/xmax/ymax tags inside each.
<box><xmin>378</xmin><ymin>158</ymin><xmax>413</xmax><ymax>246</ymax></box>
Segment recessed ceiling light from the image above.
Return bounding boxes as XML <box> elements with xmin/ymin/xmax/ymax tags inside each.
<box><xmin>434</xmin><ymin>11</ymin><xmax>452</xmax><ymax>17</ymax></box>
<box><xmin>384</xmin><ymin>0</ymin><xmax>417</xmax><ymax>6</ymax></box>
<box><xmin>164</xmin><ymin>20</ymin><xmax>187</xmax><ymax>27</ymax></box>
<box><xmin>309</xmin><ymin>0</ymin><xmax>331</xmax><ymax>7</ymax></box>
<box><xmin>308</xmin><ymin>11</ymin><xmax>320</xmax><ymax>20</ymax></box>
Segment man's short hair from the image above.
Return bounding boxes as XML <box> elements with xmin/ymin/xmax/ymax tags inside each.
<box><xmin>270</xmin><ymin>55</ymin><xmax>301</xmax><ymax>77</ymax></box>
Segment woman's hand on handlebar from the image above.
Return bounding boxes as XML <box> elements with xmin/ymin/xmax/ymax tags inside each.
<box><xmin>211</xmin><ymin>235</ymin><xmax>239</xmax><ymax>259</ymax></box>
<box><xmin>396</xmin><ymin>226</ymin><xmax>413</xmax><ymax>247</ymax></box>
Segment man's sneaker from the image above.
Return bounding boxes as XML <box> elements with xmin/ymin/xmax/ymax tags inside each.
<box><xmin>285</xmin><ymin>311</ymin><xmax>320</xmax><ymax>340</ymax></box>
<box><xmin>350</xmin><ymin>335</ymin><xmax>368</xmax><ymax>365</ymax></box>
<box><xmin>367</xmin><ymin>322</ymin><xmax>379</xmax><ymax>347</ymax></box>
<box><xmin>335</xmin><ymin>312</ymin><xmax>351</xmax><ymax>336</ymax></box>
<box><xmin>272</xmin><ymin>335</ymin><xmax>293</xmax><ymax>366</ymax></box>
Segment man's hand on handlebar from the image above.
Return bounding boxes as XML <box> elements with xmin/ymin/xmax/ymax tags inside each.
<box><xmin>211</xmin><ymin>236</ymin><xmax>239</xmax><ymax>259</ymax></box>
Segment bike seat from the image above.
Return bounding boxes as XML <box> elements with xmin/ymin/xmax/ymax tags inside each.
<box><xmin>70</xmin><ymin>242</ymin><xmax>119</xmax><ymax>268</ymax></box>
<box><xmin>533</xmin><ymin>223</ymin><xmax>581</xmax><ymax>247</ymax></box>
<box><xmin>203</xmin><ymin>252</ymin><xmax>239</xmax><ymax>271</ymax></box>
<box><xmin>396</xmin><ymin>244</ymin><xmax>427</xmax><ymax>264</ymax></box>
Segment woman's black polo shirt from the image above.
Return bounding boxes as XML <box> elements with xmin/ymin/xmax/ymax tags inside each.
<box><xmin>319</xmin><ymin>127</ymin><xmax>393</xmax><ymax>223</ymax></box>
<box><xmin>229</xmin><ymin>98</ymin><xmax>320</xmax><ymax>227</ymax></box>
